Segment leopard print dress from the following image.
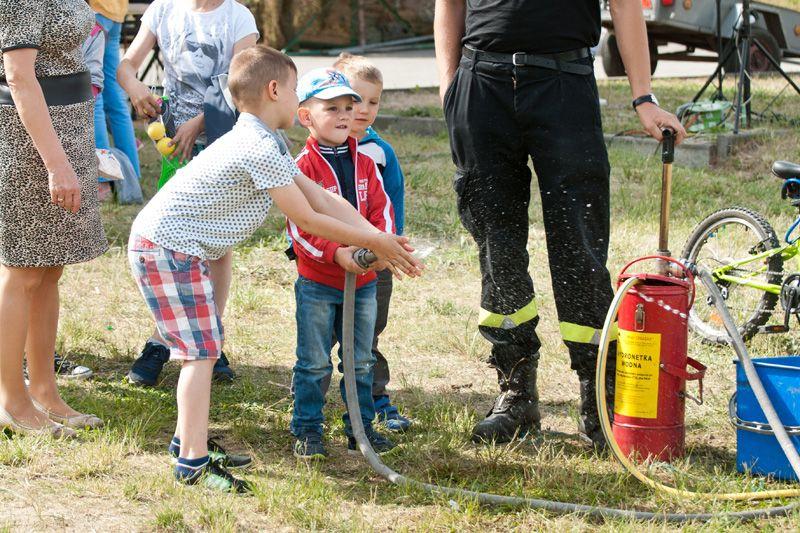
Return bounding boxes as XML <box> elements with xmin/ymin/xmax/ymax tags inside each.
<box><xmin>0</xmin><ymin>0</ymin><xmax>107</xmax><ymax>267</ymax></box>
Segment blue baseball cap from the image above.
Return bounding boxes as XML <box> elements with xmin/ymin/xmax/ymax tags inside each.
<box><xmin>296</xmin><ymin>68</ymin><xmax>362</xmax><ymax>104</ymax></box>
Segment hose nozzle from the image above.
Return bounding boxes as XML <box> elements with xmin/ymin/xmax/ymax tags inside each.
<box><xmin>353</xmin><ymin>248</ymin><xmax>378</xmax><ymax>269</ymax></box>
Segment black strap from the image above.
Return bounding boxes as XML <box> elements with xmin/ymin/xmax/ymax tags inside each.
<box><xmin>462</xmin><ymin>46</ymin><xmax>593</xmax><ymax>75</ymax></box>
<box><xmin>0</xmin><ymin>71</ymin><xmax>93</xmax><ymax>106</ymax></box>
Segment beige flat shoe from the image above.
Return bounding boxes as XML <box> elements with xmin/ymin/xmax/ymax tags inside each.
<box><xmin>31</xmin><ymin>400</ymin><xmax>104</xmax><ymax>430</ymax></box>
<box><xmin>0</xmin><ymin>405</ymin><xmax>76</xmax><ymax>439</ymax></box>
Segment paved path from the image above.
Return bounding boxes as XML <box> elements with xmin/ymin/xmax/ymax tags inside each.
<box><xmin>291</xmin><ymin>45</ymin><xmax>800</xmax><ymax>89</ymax></box>
<box><xmin>138</xmin><ymin>48</ymin><xmax>800</xmax><ymax>91</ymax></box>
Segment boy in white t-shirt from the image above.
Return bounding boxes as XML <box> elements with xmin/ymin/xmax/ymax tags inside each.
<box><xmin>128</xmin><ymin>46</ymin><xmax>422</xmax><ymax>492</ymax></box>
<box><xmin>118</xmin><ymin>0</ymin><xmax>259</xmax><ymax>385</ymax></box>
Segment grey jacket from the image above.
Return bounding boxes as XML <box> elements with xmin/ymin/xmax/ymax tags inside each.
<box><xmin>81</xmin><ymin>23</ymin><xmax>105</xmax><ymax>93</ymax></box>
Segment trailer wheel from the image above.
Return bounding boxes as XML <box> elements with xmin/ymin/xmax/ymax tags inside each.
<box><xmin>649</xmin><ymin>40</ymin><xmax>659</xmax><ymax>75</ymax></box>
<box><xmin>600</xmin><ymin>31</ymin><xmax>658</xmax><ymax>77</ymax></box>
<box><xmin>600</xmin><ymin>31</ymin><xmax>625</xmax><ymax>77</ymax></box>
<box><xmin>723</xmin><ymin>27</ymin><xmax>781</xmax><ymax>73</ymax></box>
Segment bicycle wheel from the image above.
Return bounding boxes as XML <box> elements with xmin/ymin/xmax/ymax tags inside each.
<box><xmin>680</xmin><ymin>206</ymin><xmax>783</xmax><ymax>344</ymax></box>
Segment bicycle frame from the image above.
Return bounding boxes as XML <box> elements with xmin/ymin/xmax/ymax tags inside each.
<box><xmin>712</xmin><ymin>219</ymin><xmax>800</xmax><ymax>295</ymax></box>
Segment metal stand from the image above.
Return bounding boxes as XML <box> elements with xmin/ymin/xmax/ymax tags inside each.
<box><xmin>692</xmin><ymin>0</ymin><xmax>800</xmax><ymax>133</ymax></box>
<box><xmin>734</xmin><ymin>0</ymin><xmax>753</xmax><ymax>132</ymax></box>
<box><xmin>692</xmin><ymin>0</ymin><xmax>728</xmax><ymax>105</ymax></box>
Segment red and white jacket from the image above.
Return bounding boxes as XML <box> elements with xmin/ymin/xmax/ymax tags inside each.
<box><xmin>288</xmin><ymin>136</ymin><xmax>395</xmax><ymax>290</ymax></box>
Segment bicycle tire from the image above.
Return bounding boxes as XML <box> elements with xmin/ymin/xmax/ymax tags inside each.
<box><xmin>680</xmin><ymin>206</ymin><xmax>783</xmax><ymax>344</ymax></box>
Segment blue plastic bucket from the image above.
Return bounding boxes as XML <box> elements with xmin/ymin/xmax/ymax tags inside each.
<box><xmin>734</xmin><ymin>355</ymin><xmax>800</xmax><ymax>482</ymax></box>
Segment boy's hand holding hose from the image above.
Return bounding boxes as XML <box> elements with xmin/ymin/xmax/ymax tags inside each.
<box><xmin>283</xmin><ymin>174</ymin><xmax>425</xmax><ymax>279</ymax></box>
<box><xmin>367</xmin><ymin>233</ymin><xmax>422</xmax><ymax>279</ymax></box>
<box><xmin>335</xmin><ymin>245</ymin><xmax>368</xmax><ymax>275</ymax></box>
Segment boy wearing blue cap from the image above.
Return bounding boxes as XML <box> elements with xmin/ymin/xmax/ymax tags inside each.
<box><xmin>289</xmin><ymin>68</ymin><xmax>398</xmax><ymax>459</ymax></box>
<box><xmin>333</xmin><ymin>53</ymin><xmax>411</xmax><ymax>432</ymax></box>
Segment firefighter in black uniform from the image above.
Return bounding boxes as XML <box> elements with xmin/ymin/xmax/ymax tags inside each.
<box><xmin>434</xmin><ymin>0</ymin><xmax>686</xmax><ymax>448</ymax></box>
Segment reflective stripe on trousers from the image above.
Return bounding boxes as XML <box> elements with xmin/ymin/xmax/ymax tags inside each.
<box><xmin>560</xmin><ymin>321</ymin><xmax>618</xmax><ymax>345</ymax></box>
<box><xmin>479</xmin><ymin>299</ymin><xmax>538</xmax><ymax>330</ymax></box>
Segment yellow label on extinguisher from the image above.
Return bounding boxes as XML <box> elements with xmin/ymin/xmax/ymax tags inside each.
<box><xmin>614</xmin><ymin>330</ymin><xmax>661</xmax><ymax>419</ymax></box>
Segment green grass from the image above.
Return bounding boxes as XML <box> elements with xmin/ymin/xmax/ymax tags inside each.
<box><xmin>3</xmin><ymin>75</ymin><xmax>800</xmax><ymax>530</ymax></box>
<box><xmin>152</xmin><ymin>507</ymin><xmax>188</xmax><ymax>532</ymax></box>
<box><xmin>381</xmin><ymin>73</ymin><xmax>800</xmax><ymax>138</ymax></box>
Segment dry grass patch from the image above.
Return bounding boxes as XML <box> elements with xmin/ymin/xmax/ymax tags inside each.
<box><xmin>3</xmin><ymin>79</ymin><xmax>800</xmax><ymax>529</ymax></box>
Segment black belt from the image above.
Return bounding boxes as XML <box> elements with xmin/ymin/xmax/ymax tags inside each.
<box><xmin>462</xmin><ymin>46</ymin><xmax>593</xmax><ymax>75</ymax></box>
<box><xmin>0</xmin><ymin>71</ymin><xmax>93</xmax><ymax>106</ymax></box>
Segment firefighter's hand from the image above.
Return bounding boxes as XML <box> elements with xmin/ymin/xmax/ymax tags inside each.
<box><xmin>636</xmin><ymin>103</ymin><xmax>687</xmax><ymax>145</ymax></box>
<box><xmin>439</xmin><ymin>71</ymin><xmax>457</xmax><ymax>104</ymax></box>
<box><xmin>335</xmin><ymin>246</ymin><xmax>368</xmax><ymax>275</ymax></box>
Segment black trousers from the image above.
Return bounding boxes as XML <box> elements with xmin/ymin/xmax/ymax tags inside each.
<box><xmin>371</xmin><ymin>268</ymin><xmax>393</xmax><ymax>397</ymax></box>
<box><xmin>443</xmin><ymin>54</ymin><xmax>614</xmax><ymax>376</ymax></box>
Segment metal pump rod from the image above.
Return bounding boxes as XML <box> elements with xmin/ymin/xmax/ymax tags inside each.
<box><xmin>658</xmin><ymin>129</ymin><xmax>675</xmax><ymax>254</ymax></box>
<box><xmin>657</xmin><ymin>129</ymin><xmax>676</xmax><ymax>275</ymax></box>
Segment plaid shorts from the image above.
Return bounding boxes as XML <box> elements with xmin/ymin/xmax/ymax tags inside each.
<box><xmin>128</xmin><ymin>235</ymin><xmax>223</xmax><ymax>361</ymax></box>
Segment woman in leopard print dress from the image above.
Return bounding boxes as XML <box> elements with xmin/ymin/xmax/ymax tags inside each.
<box><xmin>0</xmin><ymin>0</ymin><xmax>106</xmax><ymax>436</ymax></box>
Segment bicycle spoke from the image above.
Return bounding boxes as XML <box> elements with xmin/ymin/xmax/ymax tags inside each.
<box><xmin>684</xmin><ymin>212</ymin><xmax>782</xmax><ymax>342</ymax></box>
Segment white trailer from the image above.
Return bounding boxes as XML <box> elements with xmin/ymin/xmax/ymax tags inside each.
<box><xmin>600</xmin><ymin>0</ymin><xmax>800</xmax><ymax>76</ymax></box>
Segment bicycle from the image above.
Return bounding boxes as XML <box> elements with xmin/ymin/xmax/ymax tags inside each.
<box><xmin>681</xmin><ymin>160</ymin><xmax>800</xmax><ymax>344</ymax></box>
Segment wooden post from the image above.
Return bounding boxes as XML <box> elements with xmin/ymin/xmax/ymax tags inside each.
<box><xmin>358</xmin><ymin>0</ymin><xmax>367</xmax><ymax>46</ymax></box>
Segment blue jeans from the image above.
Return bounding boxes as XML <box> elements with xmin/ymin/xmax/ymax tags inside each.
<box><xmin>290</xmin><ymin>276</ymin><xmax>377</xmax><ymax>438</ymax></box>
<box><xmin>94</xmin><ymin>14</ymin><xmax>141</xmax><ymax>179</ymax></box>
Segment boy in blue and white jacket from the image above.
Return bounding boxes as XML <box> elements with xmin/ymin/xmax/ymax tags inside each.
<box><xmin>333</xmin><ymin>53</ymin><xmax>410</xmax><ymax>431</ymax></box>
<box><xmin>357</xmin><ymin>127</ymin><xmax>405</xmax><ymax>237</ymax></box>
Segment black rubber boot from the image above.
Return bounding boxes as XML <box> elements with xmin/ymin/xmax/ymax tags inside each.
<box><xmin>471</xmin><ymin>357</ymin><xmax>541</xmax><ymax>444</ymax></box>
<box><xmin>577</xmin><ymin>367</ymin><xmax>615</xmax><ymax>452</ymax></box>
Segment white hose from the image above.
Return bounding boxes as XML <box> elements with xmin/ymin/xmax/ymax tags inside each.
<box><xmin>340</xmin><ymin>270</ymin><xmax>800</xmax><ymax>522</ymax></box>
<box><xmin>695</xmin><ymin>267</ymin><xmax>800</xmax><ymax>477</ymax></box>
<box><xmin>594</xmin><ymin>267</ymin><xmax>800</xmax><ymax>501</ymax></box>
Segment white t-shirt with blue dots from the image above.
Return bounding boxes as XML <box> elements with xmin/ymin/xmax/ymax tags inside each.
<box><xmin>131</xmin><ymin>113</ymin><xmax>299</xmax><ymax>260</ymax></box>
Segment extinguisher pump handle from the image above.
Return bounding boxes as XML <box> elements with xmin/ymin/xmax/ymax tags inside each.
<box><xmin>661</xmin><ymin>129</ymin><xmax>675</xmax><ymax>164</ymax></box>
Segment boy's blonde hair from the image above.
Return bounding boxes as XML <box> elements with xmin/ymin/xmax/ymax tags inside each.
<box><xmin>228</xmin><ymin>45</ymin><xmax>297</xmax><ymax>109</ymax></box>
<box><xmin>333</xmin><ymin>52</ymin><xmax>383</xmax><ymax>86</ymax></box>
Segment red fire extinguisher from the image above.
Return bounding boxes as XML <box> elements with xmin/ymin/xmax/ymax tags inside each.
<box><xmin>611</xmin><ymin>130</ymin><xmax>707</xmax><ymax>461</ymax></box>
<box><xmin>613</xmin><ymin>256</ymin><xmax>706</xmax><ymax>460</ymax></box>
